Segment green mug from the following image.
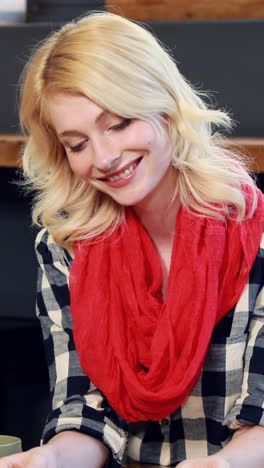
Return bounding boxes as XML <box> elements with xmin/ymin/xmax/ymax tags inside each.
<box><xmin>0</xmin><ymin>435</ymin><xmax>22</xmax><ymax>458</ymax></box>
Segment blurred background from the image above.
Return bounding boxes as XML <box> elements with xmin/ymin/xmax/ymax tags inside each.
<box><xmin>2</xmin><ymin>0</ymin><xmax>264</xmax><ymax>23</ymax></box>
<box><xmin>0</xmin><ymin>0</ymin><xmax>263</xmax><ymax>453</ymax></box>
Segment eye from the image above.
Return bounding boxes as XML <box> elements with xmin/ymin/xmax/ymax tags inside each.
<box><xmin>110</xmin><ymin>118</ymin><xmax>132</xmax><ymax>131</ymax></box>
<box><xmin>68</xmin><ymin>140</ymin><xmax>87</xmax><ymax>153</ymax></box>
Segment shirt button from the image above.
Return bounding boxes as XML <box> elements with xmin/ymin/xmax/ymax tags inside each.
<box><xmin>161</xmin><ymin>418</ymin><xmax>169</xmax><ymax>425</ymax></box>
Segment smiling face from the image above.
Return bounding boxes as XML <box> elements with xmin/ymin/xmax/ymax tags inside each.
<box><xmin>47</xmin><ymin>92</ymin><xmax>176</xmax><ymax>209</ymax></box>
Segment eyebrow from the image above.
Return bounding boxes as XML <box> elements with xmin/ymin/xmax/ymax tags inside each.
<box><xmin>58</xmin><ymin>109</ymin><xmax>112</xmax><ymax>138</ymax></box>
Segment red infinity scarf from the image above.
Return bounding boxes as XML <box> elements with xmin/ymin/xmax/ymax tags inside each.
<box><xmin>70</xmin><ymin>187</ymin><xmax>264</xmax><ymax>422</ymax></box>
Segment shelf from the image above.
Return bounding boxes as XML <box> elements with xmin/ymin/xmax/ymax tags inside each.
<box><xmin>1</xmin><ymin>134</ymin><xmax>264</xmax><ymax>172</ymax></box>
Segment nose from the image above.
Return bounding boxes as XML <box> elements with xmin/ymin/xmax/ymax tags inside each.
<box><xmin>92</xmin><ymin>136</ymin><xmax>121</xmax><ymax>174</ymax></box>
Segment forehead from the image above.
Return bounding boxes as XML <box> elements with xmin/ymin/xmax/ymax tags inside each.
<box><xmin>46</xmin><ymin>92</ymin><xmax>110</xmax><ymax>134</ymax></box>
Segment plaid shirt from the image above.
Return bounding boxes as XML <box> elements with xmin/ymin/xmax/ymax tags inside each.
<box><xmin>36</xmin><ymin>228</ymin><xmax>264</xmax><ymax>466</ymax></box>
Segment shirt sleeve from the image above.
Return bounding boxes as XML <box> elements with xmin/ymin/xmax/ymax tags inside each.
<box><xmin>224</xmin><ymin>233</ymin><xmax>264</xmax><ymax>429</ymax></box>
<box><xmin>35</xmin><ymin>229</ymin><xmax>127</xmax><ymax>463</ymax></box>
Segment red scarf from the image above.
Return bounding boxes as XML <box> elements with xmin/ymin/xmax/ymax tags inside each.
<box><xmin>70</xmin><ymin>187</ymin><xmax>264</xmax><ymax>422</ymax></box>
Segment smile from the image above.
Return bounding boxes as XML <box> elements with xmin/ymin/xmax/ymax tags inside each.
<box><xmin>107</xmin><ymin>161</ymin><xmax>138</xmax><ymax>181</ymax></box>
<box><xmin>98</xmin><ymin>157</ymin><xmax>142</xmax><ymax>182</ymax></box>
<box><xmin>97</xmin><ymin>157</ymin><xmax>142</xmax><ymax>188</ymax></box>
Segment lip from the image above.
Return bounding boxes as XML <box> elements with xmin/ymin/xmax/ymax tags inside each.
<box><xmin>97</xmin><ymin>157</ymin><xmax>142</xmax><ymax>188</ymax></box>
<box><xmin>97</xmin><ymin>157</ymin><xmax>141</xmax><ymax>180</ymax></box>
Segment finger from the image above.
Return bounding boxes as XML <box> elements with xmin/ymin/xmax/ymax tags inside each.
<box><xmin>0</xmin><ymin>452</ymin><xmax>24</xmax><ymax>468</ymax></box>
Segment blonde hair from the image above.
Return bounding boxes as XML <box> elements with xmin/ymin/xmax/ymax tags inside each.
<box><xmin>20</xmin><ymin>11</ymin><xmax>256</xmax><ymax>248</ymax></box>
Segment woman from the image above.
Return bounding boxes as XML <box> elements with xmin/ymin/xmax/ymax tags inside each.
<box><xmin>1</xmin><ymin>11</ymin><xmax>264</xmax><ymax>468</ymax></box>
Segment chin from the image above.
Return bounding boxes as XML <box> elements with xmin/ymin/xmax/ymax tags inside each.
<box><xmin>105</xmin><ymin>190</ymin><xmax>147</xmax><ymax>208</ymax></box>
<box><xmin>112</xmin><ymin>198</ymin><xmax>142</xmax><ymax>207</ymax></box>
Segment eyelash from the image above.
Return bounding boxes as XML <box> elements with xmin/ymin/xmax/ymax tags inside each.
<box><xmin>111</xmin><ymin>118</ymin><xmax>131</xmax><ymax>131</ymax></box>
<box><xmin>68</xmin><ymin>118</ymin><xmax>132</xmax><ymax>153</ymax></box>
<box><xmin>69</xmin><ymin>141</ymin><xmax>86</xmax><ymax>153</ymax></box>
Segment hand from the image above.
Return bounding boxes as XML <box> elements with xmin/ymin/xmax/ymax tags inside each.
<box><xmin>177</xmin><ymin>454</ymin><xmax>230</xmax><ymax>468</ymax></box>
<box><xmin>0</xmin><ymin>445</ymin><xmax>57</xmax><ymax>468</ymax></box>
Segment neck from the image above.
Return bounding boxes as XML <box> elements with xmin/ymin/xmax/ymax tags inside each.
<box><xmin>133</xmin><ymin>168</ymin><xmax>179</xmax><ymax>239</ymax></box>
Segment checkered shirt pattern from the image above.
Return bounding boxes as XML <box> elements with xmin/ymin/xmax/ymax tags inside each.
<box><xmin>36</xmin><ymin>228</ymin><xmax>264</xmax><ymax>466</ymax></box>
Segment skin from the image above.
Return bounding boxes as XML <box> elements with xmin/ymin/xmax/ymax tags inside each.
<box><xmin>0</xmin><ymin>431</ymin><xmax>109</xmax><ymax>468</ymax></box>
<box><xmin>48</xmin><ymin>92</ymin><xmax>179</xmax><ymax>293</ymax></box>
<box><xmin>48</xmin><ymin>92</ymin><xmax>177</xmax><ymax>211</ymax></box>
<box><xmin>176</xmin><ymin>425</ymin><xmax>264</xmax><ymax>468</ymax></box>
<box><xmin>2</xmin><ymin>93</ymin><xmax>263</xmax><ymax>467</ymax></box>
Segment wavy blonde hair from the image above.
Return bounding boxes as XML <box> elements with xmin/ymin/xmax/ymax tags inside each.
<box><xmin>20</xmin><ymin>11</ymin><xmax>256</xmax><ymax>248</ymax></box>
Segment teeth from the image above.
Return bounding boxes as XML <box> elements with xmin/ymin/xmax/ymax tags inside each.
<box><xmin>108</xmin><ymin>163</ymin><xmax>136</xmax><ymax>182</ymax></box>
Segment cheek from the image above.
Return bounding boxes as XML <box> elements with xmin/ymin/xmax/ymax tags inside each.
<box><xmin>134</xmin><ymin>122</ymin><xmax>156</xmax><ymax>148</ymax></box>
<box><xmin>66</xmin><ymin>155</ymin><xmax>78</xmax><ymax>174</ymax></box>
<box><xmin>66</xmin><ymin>154</ymin><xmax>91</xmax><ymax>178</ymax></box>
<box><xmin>136</xmin><ymin>121</ymin><xmax>170</xmax><ymax>154</ymax></box>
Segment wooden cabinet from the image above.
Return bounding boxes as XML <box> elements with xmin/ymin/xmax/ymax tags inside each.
<box><xmin>106</xmin><ymin>0</ymin><xmax>264</xmax><ymax>21</ymax></box>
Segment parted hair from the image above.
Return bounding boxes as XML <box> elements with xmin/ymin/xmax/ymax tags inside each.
<box><xmin>20</xmin><ymin>11</ymin><xmax>256</xmax><ymax>248</ymax></box>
